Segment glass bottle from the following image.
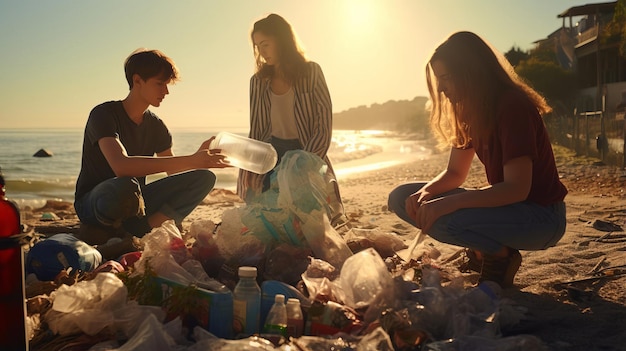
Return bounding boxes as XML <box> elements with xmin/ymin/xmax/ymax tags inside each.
<box><xmin>232</xmin><ymin>266</ymin><xmax>261</xmax><ymax>337</ymax></box>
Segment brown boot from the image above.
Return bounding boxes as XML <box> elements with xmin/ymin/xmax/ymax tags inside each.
<box><xmin>459</xmin><ymin>248</ymin><xmax>482</xmax><ymax>273</ymax></box>
<box><xmin>479</xmin><ymin>249</ymin><xmax>522</xmax><ymax>288</ymax></box>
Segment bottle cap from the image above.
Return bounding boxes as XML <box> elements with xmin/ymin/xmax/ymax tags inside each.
<box><xmin>274</xmin><ymin>294</ymin><xmax>285</xmax><ymax>303</ymax></box>
<box><xmin>238</xmin><ymin>266</ymin><xmax>257</xmax><ymax>278</ymax></box>
<box><xmin>287</xmin><ymin>298</ymin><xmax>300</xmax><ymax>305</ymax></box>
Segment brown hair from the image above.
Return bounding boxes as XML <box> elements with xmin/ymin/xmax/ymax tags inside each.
<box><xmin>426</xmin><ymin>31</ymin><xmax>551</xmax><ymax>149</ymax></box>
<box><xmin>251</xmin><ymin>14</ymin><xmax>308</xmax><ymax>82</ymax></box>
<box><xmin>124</xmin><ymin>49</ymin><xmax>179</xmax><ymax>89</ymax></box>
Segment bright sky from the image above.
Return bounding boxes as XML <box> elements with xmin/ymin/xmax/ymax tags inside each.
<box><xmin>0</xmin><ymin>0</ymin><xmax>603</xmax><ymax>130</ymax></box>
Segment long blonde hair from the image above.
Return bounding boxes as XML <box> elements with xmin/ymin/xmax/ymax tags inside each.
<box><xmin>426</xmin><ymin>31</ymin><xmax>551</xmax><ymax>149</ymax></box>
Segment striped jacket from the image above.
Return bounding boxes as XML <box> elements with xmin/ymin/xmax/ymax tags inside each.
<box><xmin>237</xmin><ymin>61</ymin><xmax>338</xmax><ymax>201</ymax></box>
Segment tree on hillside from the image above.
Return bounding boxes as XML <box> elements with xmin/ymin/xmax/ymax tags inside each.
<box><xmin>601</xmin><ymin>0</ymin><xmax>626</xmax><ymax>56</ymax></box>
<box><xmin>504</xmin><ymin>46</ymin><xmax>529</xmax><ymax>67</ymax></box>
<box><xmin>512</xmin><ymin>40</ymin><xmax>577</xmax><ymax>109</ymax></box>
<box><xmin>516</xmin><ymin>57</ymin><xmax>577</xmax><ymax>103</ymax></box>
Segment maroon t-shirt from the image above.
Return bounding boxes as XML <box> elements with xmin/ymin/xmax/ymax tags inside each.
<box><xmin>471</xmin><ymin>90</ymin><xmax>567</xmax><ymax>206</ymax></box>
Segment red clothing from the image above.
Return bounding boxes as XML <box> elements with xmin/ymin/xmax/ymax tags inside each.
<box><xmin>471</xmin><ymin>90</ymin><xmax>568</xmax><ymax>206</ymax></box>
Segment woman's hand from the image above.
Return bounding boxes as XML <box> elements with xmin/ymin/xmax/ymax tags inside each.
<box><xmin>414</xmin><ymin>196</ymin><xmax>456</xmax><ymax>232</ymax></box>
<box><xmin>405</xmin><ymin>188</ymin><xmax>435</xmax><ymax>222</ymax></box>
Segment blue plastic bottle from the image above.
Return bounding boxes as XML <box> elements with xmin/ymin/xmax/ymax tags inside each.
<box><xmin>233</xmin><ymin>266</ymin><xmax>261</xmax><ymax>337</ymax></box>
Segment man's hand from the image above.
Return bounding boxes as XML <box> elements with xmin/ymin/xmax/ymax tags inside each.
<box><xmin>198</xmin><ymin>137</ymin><xmax>215</xmax><ymax>152</ymax></box>
<box><xmin>192</xmin><ymin>149</ymin><xmax>231</xmax><ymax>169</ymax></box>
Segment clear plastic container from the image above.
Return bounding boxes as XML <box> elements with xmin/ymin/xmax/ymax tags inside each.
<box><xmin>286</xmin><ymin>298</ymin><xmax>304</xmax><ymax>338</ymax></box>
<box><xmin>263</xmin><ymin>294</ymin><xmax>287</xmax><ymax>337</ymax></box>
<box><xmin>233</xmin><ymin>266</ymin><xmax>261</xmax><ymax>336</ymax></box>
<box><xmin>210</xmin><ymin>132</ymin><xmax>278</xmax><ymax>174</ymax></box>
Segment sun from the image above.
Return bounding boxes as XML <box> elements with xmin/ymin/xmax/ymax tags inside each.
<box><xmin>336</xmin><ymin>0</ymin><xmax>385</xmax><ymax>50</ymax></box>
<box><xmin>345</xmin><ymin>0</ymin><xmax>376</xmax><ymax>29</ymax></box>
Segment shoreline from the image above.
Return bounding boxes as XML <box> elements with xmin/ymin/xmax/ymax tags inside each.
<box><xmin>7</xmin><ymin>131</ymin><xmax>432</xmax><ymax>210</ymax></box>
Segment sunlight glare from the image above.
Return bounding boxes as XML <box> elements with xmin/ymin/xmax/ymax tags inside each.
<box><xmin>342</xmin><ymin>0</ymin><xmax>379</xmax><ymax>35</ymax></box>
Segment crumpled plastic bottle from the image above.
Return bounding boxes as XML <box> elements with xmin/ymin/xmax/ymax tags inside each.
<box><xmin>447</xmin><ymin>281</ymin><xmax>502</xmax><ymax>339</ymax></box>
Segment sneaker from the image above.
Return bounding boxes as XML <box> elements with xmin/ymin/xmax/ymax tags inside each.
<box><xmin>76</xmin><ymin>223</ymin><xmax>122</xmax><ymax>246</ymax></box>
<box><xmin>479</xmin><ymin>248</ymin><xmax>522</xmax><ymax>288</ymax></box>
<box><xmin>459</xmin><ymin>248</ymin><xmax>482</xmax><ymax>273</ymax></box>
<box><xmin>96</xmin><ymin>236</ymin><xmax>140</xmax><ymax>261</ymax></box>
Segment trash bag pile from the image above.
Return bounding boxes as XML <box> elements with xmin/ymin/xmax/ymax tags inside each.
<box><xmin>24</xmin><ymin>151</ymin><xmax>549</xmax><ymax>350</ymax></box>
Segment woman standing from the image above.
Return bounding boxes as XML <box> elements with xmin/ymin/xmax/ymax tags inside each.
<box><xmin>238</xmin><ymin>13</ymin><xmax>344</xmax><ymax>224</ymax></box>
<box><xmin>388</xmin><ymin>32</ymin><xmax>567</xmax><ymax>288</ymax></box>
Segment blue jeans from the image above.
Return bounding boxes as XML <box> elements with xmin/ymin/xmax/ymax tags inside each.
<box><xmin>75</xmin><ymin>170</ymin><xmax>215</xmax><ymax>237</ymax></box>
<box><xmin>387</xmin><ymin>182</ymin><xmax>566</xmax><ymax>255</ymax></box>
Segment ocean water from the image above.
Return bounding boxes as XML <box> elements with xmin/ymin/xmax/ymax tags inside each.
<box><xmin>0</xmin><ymin>128</ymin><xmax>430</xmax><ymax>209</ymax></box>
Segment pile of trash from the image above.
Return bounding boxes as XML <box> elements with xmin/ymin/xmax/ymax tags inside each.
<box><xmin>23</xmin><ymin>151</ymin><xmax>549</xmax><ymax>350</ymax></box>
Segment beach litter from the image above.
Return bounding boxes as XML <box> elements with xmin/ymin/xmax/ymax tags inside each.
<box><xmin>23</xmin><ymin>150</ymin><xmax>551</xmax><ymax>350</ymax></box>
<box><xmin>24</xmin><ymin>217</ymin><xmax>549</xmax><ymax>350</ymax></box>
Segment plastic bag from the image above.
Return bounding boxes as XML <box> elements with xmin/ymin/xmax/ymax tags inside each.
<box><xmin>113</xmin><ymin>314</ymin><xmax>178</xmax><ymax>351</ymax></box>
<box><xmin>215</xmin><ymin>208</ymin><xmax>266</xmax><ymax>263</ymax></box>
<box><xmin>240</xmin><ymin>150</ymin><xmax>350</xmax><ymax>263</ymax></box>
<box><xmin>134</xmin><ymin>220</ymin><xmax>189</xmax><ymax>276</ymax></box>
<box><xmin>338</xmin><ymin>247</ymin><xmax>395</xmax><ymax>322</ymax></box>
<box><xmin>47</xmin><ymin>272</ymin><xmax>129</xmax><ymax>336</ymax></box>
<box><xmin>298</xmin><ymin>210</ymin><xmax>353</xmax><ymax>270</ymax></box>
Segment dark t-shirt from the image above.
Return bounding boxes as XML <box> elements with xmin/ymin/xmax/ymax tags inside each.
<box><xmin>471</xmin><ymin>89</ymin><xmax>568</xmax><ymax>206</ymax></box>
<box><xmin>75</xmin><ymin>101</ymin><xmax>172</xmax><ymax>200</ymax></box>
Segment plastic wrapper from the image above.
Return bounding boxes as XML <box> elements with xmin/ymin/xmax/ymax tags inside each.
<box><xmin>301</xmin><ymin>257</ymin><xmax>342</xmax><ymax>303</ymax></box>
<box><xmin>306</xmin><ymin>300</ymin><xmax>363</xmax><ymax>336</ymax></box>
<box><xmin>344</xmin><ymin>227</ymin><xmax>408</xmax><ymax>258</ymax></box>
<box><xmin>46</xmin><ymin>273</ymin><xmax>164</xmax><ymax>337</ymax></box>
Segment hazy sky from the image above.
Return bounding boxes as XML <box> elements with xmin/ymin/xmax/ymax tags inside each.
<box><xmin>0</xmin><ymin>0</ymin><xmax>601</xmax><ymax>130</ymax></box>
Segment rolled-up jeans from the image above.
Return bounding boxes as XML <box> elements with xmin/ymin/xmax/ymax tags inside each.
<box><xmin>75</xmin><ymin>169</ymin><xmax>215</xmax><ymax>237</ymax></box>
<box><xmin>387</xmin><ymin>182</ymin><xmax>566</xmax><ymax>255</ymax></box>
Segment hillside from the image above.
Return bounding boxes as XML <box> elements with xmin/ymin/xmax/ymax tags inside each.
<box><xmin>333</xmin><ymin>96</ymin><xmax>430</xmax><ymax>132</ymax></box>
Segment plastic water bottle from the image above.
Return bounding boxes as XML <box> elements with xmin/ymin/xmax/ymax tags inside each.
<box><xmin>286</xmin><ymin>298</ymin><xmax>304</xmax><ymax>338</ymax></box>
<box><xmin>210</xmin><ymin>132</ymin><xmax>278</xmax><ymax>174</ymax></box>
<box><xmin>263</xmin><ymin>294</ymin><xmax>288</xmax><ymax>337</ymax></box>
<box><xmin>181</xmin><ymin>259</ymin><xmax>229</xmax><ymax>293</ymax></box>
<box><xmin>233</xmin><ymin>266</ymin><xmax>261</xmax><ymax>337</ymax></box>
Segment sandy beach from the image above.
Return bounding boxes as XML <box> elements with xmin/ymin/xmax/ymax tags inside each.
<box><xmin>21</xmin><ymin>144</ymin><xmax>626</xmax><ymax>350</ymax></box>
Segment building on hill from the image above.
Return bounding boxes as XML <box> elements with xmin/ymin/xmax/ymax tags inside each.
<box><xmin>532</xmin><ymin>1</ymin><xmax>625</xmax><ymax>167</ymax></box>
<box><xmin>558</xmin><ymin>1</ymin><xmax>625</xmax><ymax>113</ymax></box>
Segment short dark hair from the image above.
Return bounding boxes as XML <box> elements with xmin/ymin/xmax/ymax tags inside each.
<box><xmin>124</xmin><ymin>49</ymin><xmax>179</xmax><ymax>89</ymax></box>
